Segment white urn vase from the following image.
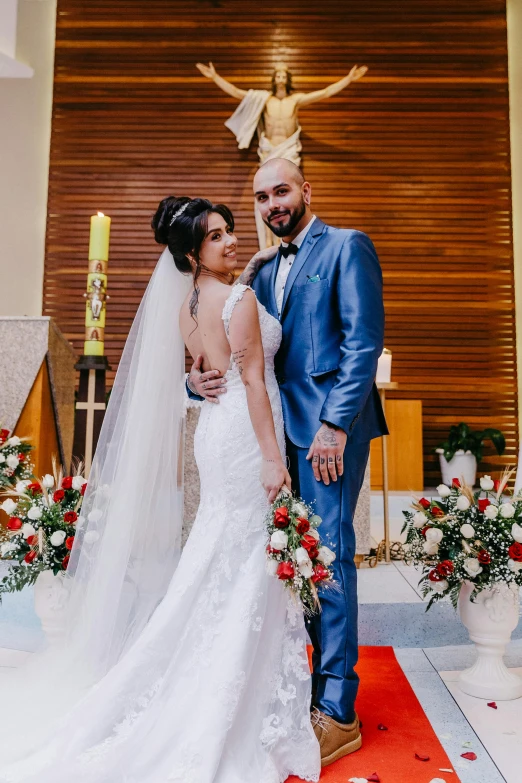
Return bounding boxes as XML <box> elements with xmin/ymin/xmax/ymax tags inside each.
<box><xmin>458</xmin><ymin>580</ymin><xmax>522</xmax><ymax>700</ymax></box>
<box><xmin>437</xmin><ymin>449</ymin><xmax>477</xmax><ymax>487</ymax></box>
<box><xmin>33</xmin><ymin>569</ymin><xmax>69</xmax><ymax>644</ymax></box>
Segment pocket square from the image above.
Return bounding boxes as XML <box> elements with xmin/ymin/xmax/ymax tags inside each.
<box><xmin>306</xmin><ymin>275</ymin><xmax>321</xmax><ymax>283</ymax></box>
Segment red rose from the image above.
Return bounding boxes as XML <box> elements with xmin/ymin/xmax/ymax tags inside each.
<box><xmin>307</xmin><ymin>546</ymin><xmax>319</xmax><ymax>561</ymax></box>
<box><xmin>478</xmin><ymin>549</ymin><xmax>491</xmax><ymax>565</ymax></box>
<box><xmin>26</xmin><ymin>535</ymin><xmax>37</xmax><ymax>546</ymax></box>
<box><xmin>273</xmin><ymin>506</ymin><xmax>290</xmax><ymax>529</ymax></box>
<box><xmin>301</xmin><ymin>534</ymin><xmax>319</xmax><ymax>552</ymax></box>
<box><xmin>312</xmin><ymin>564</ymin><xmax>330</xmax><ymax>584</ymax></box>
<box><xmin>53</xmin><ymin>489</ymin><xmax>65</xmax><ymax>503</ymax></box>
<box><xmin>64</xmin><ymin>511</ymin><xmax>78</xmax><ymax>524</ymax></box>
<box><xmin>431</xmin><ymin>507</ymin><xmax>444</xmax><ymax>518</ymax></box>
<box><xmin>24</xmin><ymin>551</ymin><xmax>37</xmax><ymax>564</ymax></box>
<box><xmin>436</xmin><ymin>560</ymin><xmax>454</xmax><ymax>577</ymax></box>
<box><xmin>0</xmin><ymin>428</ymin><xmax>9</xmax><ymax>442</ymax></box>
<box><xmin>277</xmin><ymin>561</ymin><xmax>295</xmax><ymax>580</ymax></box>
<box><xmin>80</xmin><ymin>482</ymin><xmax>87</xmax><ymax>496</ymax></box>
<box><xmin>508</xmin><ymin>542</ymin><xmax>522</xmax><ymax>562</ymax></box>
<box><xmin>27</xmin><ymin>482</ymin><xmax>41</xmax><ymax>494</ymax></box>
<box><xmin>421</xmin><ymin>526</ymin><xmax>430</xmax><ymax>538</ymax></box>
<box><xmin>419</xmin><ymin>498</ymin><xmax>430</xmax><ymax>510</ymax></box>
<box><xmin>18</xmin><ymin>453</ymin><xmax>26</xmax><ymax>463</ymax></box>
<box><xmin>62</xmin><ymin>554</ymin><xmax>70</xmax><ymax>569</ymax></box>
<box><xmin>452</xmin><ymin>478</ymin><xmax>461</xmax><ymax>488</ymax></box>
<box><xmin>493</xmin><ymin>479</ymin><xmax>501</xmax><ymax>492</ymax></box>
<box><xmin>266</xmin><ymin>544</ymin><xmax>277</xmax><ymax>555</ymax></box>
<box><xmin>61</xmin><ymin>477</ymin><xmax>73</xmax><ymax>490</ymax></box>
<box><xmin>7</xmin><ymin>517</ymin><xmax>22</xmax><ymax>531</ymax></box>
<box><xmin>65</xmin><ymin>536</ymin><xmax>75</xmax><ymax>550</ymax></box>
<box><xmin>296</xmin><ymin>518</ymin><xmax>310</xmax><ymax>535</ymax></box>
<box><xmin>428</xmin><ymin>568</ymin><xmax>444</xmax><ymax>582</ymax></box>
<box><xmin>478</xmin><ymin>498</ymin><xmax>491</xmax><ymax>513</ymax></box>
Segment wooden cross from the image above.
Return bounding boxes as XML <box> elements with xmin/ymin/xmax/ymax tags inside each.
<box><xmin>75</xmin><ymin>370</ymin><xmax>106</xmax><ymax>475</ymax></box>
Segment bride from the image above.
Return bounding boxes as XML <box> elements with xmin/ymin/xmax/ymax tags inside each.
<box><xmin>0</xmin><ymin>196</ymin><xmax>320</xmax><ymax>783</ymax></box>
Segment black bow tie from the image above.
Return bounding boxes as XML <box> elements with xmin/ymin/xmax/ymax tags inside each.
<box><xmin>280</xmin><ymin>243</ymin><xmax>299</xmax><ymax>259</ymax></box>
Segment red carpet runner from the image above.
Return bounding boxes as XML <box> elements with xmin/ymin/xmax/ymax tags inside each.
<box><xmin>287</xmin><ymin>646</ymin><xmax>461</xmax><ymax>783</ymax></box>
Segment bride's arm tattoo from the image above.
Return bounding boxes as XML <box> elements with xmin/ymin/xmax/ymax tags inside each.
<box><xmin>232</xmin><ymin>347</ymin><xmax>247</xmax><ymax>375</ymax></box>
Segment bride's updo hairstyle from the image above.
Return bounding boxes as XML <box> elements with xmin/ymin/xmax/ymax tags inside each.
<box><xmin>151</xmin><ymin>195</ymin><xmax>235</xmax><ymax>277</ymax></box>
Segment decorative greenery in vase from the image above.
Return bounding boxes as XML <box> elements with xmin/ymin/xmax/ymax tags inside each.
<box><xmin>402</xmin><ymin>472</ymin><xmax>522</xmax><ymax>610</ymax></box>
<box><xmin>438</xmin><ymin>422</ymin><xmax>505</xmax><ymax>462</ymax></box>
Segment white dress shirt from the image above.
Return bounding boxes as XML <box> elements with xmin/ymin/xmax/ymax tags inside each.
<box><xmin>275</xmin><ymin>215</ymin><xmax>316</xmax><ymax>316</ymax></box>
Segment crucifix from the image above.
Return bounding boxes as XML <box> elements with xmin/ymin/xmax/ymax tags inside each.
<box><xmin>73</xmin><ymin>357</ymin><xmax>109</xmax><ymax>476</ymax></box>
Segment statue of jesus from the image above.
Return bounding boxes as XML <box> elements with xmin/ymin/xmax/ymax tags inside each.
<box><xmin>196</xmin><ymin>61</ymin><xmax>368</xmax><ymax>247</ymax></box>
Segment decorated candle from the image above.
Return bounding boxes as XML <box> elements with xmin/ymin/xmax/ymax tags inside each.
<box><xmin>84</xmin><ymin>212</ymin><xmax>111</xmax><ymax>356</ymax></box>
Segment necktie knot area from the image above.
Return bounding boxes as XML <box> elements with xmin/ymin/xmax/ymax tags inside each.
<box><xmin>280</xmin><ymin>242</ymin><xmax>299</xmax><ymax>258</ymax></box>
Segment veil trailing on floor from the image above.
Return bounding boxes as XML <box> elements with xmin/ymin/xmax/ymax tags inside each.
<box><xmin>0</xmin><ymin>248</ymin><xmax>192</xmax><ymax>760</ymax></box>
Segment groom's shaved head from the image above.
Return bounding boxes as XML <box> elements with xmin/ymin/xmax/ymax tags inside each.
<box><xmin>254</xmin><ymin>159</ymin><xmax>305</xmax><ymax>190</ymax></box>
<box><xmin>254</xmin><ymin>159</ymin><xmax>312</xmax><ymax>241</ymax></box>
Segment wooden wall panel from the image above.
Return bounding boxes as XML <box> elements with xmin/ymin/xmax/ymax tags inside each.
<box><xmin>44</xmin><ymin>0</ymin><xmax>516</xmax><ymax>485</ymax></box>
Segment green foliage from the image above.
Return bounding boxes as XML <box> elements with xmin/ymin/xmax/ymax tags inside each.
<box><xmin>438</xmin><ymin>422</ymin><xmax>506</xmax><ymax>462</ymax></box>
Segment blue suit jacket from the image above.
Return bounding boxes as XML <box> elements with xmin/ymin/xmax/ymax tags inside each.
<box><xmin>252</xmin><ymin>219</ymin><xmax>388</xmax><ymax>449</ymax></box>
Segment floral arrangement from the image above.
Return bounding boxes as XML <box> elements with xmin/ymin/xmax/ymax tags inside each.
<box><xmin>402</xmin><ymin>472</ymin><xmax>522</xmax><ymax>609</ymax></box>
<box><xmin>0</xmin><ymin>467</ymin><xmax>87</xmax><ymax>599</ymax></box>
<box><xmin>0</xmin><ymin>430</ymin><xmax>33</xmax><ymax>489</ymax></box>
<box><xmin>265</xmin><ymin>488</ymin><xmax>336</xmax><ymax>614</ymax></box>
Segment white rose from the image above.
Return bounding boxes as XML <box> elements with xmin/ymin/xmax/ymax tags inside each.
<box><xmin>423</xmin><ymin>541</ymin><xmax>439</xmax><ymax>555</ymax></box>
<box><xmin>0</xmin><ymin>454</ymin><xmax>5</xmax><ymax>464</ymax></box>
<box><xmin>295</xmin><ymin>547</ymin><xmax>311</xmax><ymax>566</ymax></box>
<box><xmin>27</xmin><ymin>506</ymin><xmax>42</xmax><ymax>521</ymax></box>
<box><xmin>437</xmin><ymin>484</ymin><xmax>451</xmax><ymax>498</ymax></box>
<box><xmin>0</xmin><ymin>542</ymin><xmax>16</xmax><ymax>556</ymax></box>
<box><xmin>511</xmin><ymin>523</ymin><xmax>522</xmax><ymax>543</ymax></box>
<box><xmin>500</xmin><ymin>503</ymin><xmax>516</xmax><ymax>519</ymax></box>
<box><xmin>270</xmin><ymin>530</ymin><xmax>288</xmax><ymax>551</ymax></box>
<box><xmin>6</xmin><ymin>454</ymin><xmax>19</xmax><ymax>469</ymax></box>
<box><xmin>309</xmin><ymin>514</ymin><xmax>322</xmax><ymax>526</ymax></box>
<box><xmin>464</xmin><ymin>557</ymin><xmax>483</xmax><ymax>577</ymax></box>
<box><xmin>293</xmin><ymin>502</ymin><xmax>308</xmax><ymax>519</ymax></box>
<box><xmin>7</xmin><ymin>436</ymin><xmax>20</xmax><ymax>447</ymax></box>
<box><xmin>21</xmin><ymin>523</ymin><xmax>36</xmax><ymax>539</ymax></box>
<box><xmin>15</xmin><ymin>480</ymin><xmax>30</xmax><ymax>494</ymax></box>
<box><xmin>317</xmin><ymin>546</ymin><xmax>336</xmax><ymax>566</ymax></box>
<box><xmin>456</xmin><ymin>495</ymin><xmax>471</xmax><ymax>511</ymax></box>
<box><xmin>42</xmin><ymin>474</ymin><xmax>55</xmax><ymax>489</ymax></box>
<box><xmin>72</xmin><ymin>475</ymin><xmax>85</xmax><ymax>491</ymax></box>
<box><xmin>425</xmin><ymin>528</ymin><xmax>443</xmax><ymax>545</ymax></box>
<box><xmin>460</xmin><ymin>523</ymin><xmax>475</xmax><ymax>539</ymax></box>
<box><xmin>508</xmin><ymin>558</ymin><xmax>522</xmax><ymax>573</ymax></box>
<box><xmin>266</xmin><ymin>559</ymin><xmax>279</xmax><ymax>577</ymax></box>
<box><xmin>83</xmin><ymin>530</ymin><xmax>99</xmax><ymax>545</ymax></box>
<box><xmin>480</xmin><ymin>475</ymin><xmax>495</xmax><ymax>491</ymax></box>
<box><xmin>1</xmin><ymin>499</ymin><xmax>16</xmax><ymax>515</ymax></box>
<box><xmin>413</xmin><ymin>511</ymin><xmax>427</xmax><ymax>528</ymax></box>
<box><xmin>484</xmin><ymin>504</ymin><xmax>499</xmax><ymax>520</ymax></box>
<box><xmin>298</xmin><ymin>561</ymin><xmax>314</xmax><ymax>578</ymax></box>
<box><xmin>50</xmin><ymin>530</ymin><xmax>67</xmax><ymax>547</ymax></box>
<box><xmin>306</xmin><ymin>528</ymin><xmax>320</xmax><ymax>541</ymax></box>
<box><xmin>431</xmin><ymin>579</ymin><xmax>449</xmax><ymax>593</ymax></box>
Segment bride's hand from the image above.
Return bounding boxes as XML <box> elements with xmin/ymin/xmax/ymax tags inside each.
<box><xmin>261</xmin><ymin>459</ymin><xmax>292</xmax><ymax>504</ymax></box>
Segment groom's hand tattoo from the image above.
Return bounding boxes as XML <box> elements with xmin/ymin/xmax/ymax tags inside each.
<box><xmin>306</xmin><ymin>423</ymin><xmax>347</xmax><ymax>485</ymax></box>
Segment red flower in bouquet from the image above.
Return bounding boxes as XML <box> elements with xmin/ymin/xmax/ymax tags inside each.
<box><xmin>301</xmin><ymin>533</ymin><xmax>319</xmax><ymax>552</ymax></box>
<box><xmin>436</xmin><ymin>560</ymin><xmax>454</xmax><ymax>577</ymax></box>
<box><xmin>307</xmin><ymin>546</ymin><xmax>319</xmax><ymax>560</ymax></box>
<box><xmin>24</xmin><ymin>551</ymin><xmax>37</xmax><ymax>564</ymax></box>
<box><xmin>296</xmin><ymin>518</ymin><xmax>310</xmax><ymax>535</ymax></box>
<box><xmin>478</xmin><ymin>549</ymin><xmax>491</xmax><ymax>565</ymax></box>
<box><xmin>421</xmin><ymin>526</ymin><xmax>430</xmax><ymax>538</ymax></box>
<box><xmin>431</xmin><ymin>507</ymin><xmax>444</xmax><ymax>518</ymax></box>
<box><xmin>7</xmin><ymin>518</ymin><xmax>22</xmax><ymax>531</ymax></box>
<box><xmin>452</xmin><ymin>478</ymin><xmax>461</xmax><ymax>488</ymax></box>
<box><xmin>478</xmin><ymin>498</ymin><xmax>491</xmax><ymax>512</ymax></box>
<box><xmin>493</xmin><ymin>479</ymin><xmax>501</xmax><ymax>492</ymax></box>
<box><xmin>53</xmin><ymin>489</ymin><xmax>65</xmax><ymax>503</ymax></box>
<box><xmin>26</xmin><ymin>535</ymin><xmax>37</xmax><ymax>546</ymax></box>
<box><xmin>27</xmin><ymin>482</ymin><xmax>41</xmax><ymax>494</ymax></box>
<box><xmin>62</xmin><ymin>554</ymin><xmax>70</xmax><ymax>569</ymax></box>
<box><xmin>80</xmin><ymin>482</ymin><xmax>87</xmax><ymax>496</ymax></box>
<box><xmin>418</xmin><ymin>498</ymin><xmax>430</xmax><ymax>510</ymax></box>
<box><xmin>0</xmin><ymin>428</ymin><xmax>9</xmax><ymax>443</ymax></box>
<box><xmin>312</xmin><ymin>564</ymin><xmax>329</xmax><ymax>584</ymax></box>
<box><xmin>273</xmin><ymin>506</ymin><xmax>290</xmax><ymax>529</ymax></box>
<box><xmin>18</xmin><ymin>453</ymin><xmax>26</xmax><ymax>463</ymax></box>
<box><xmin>277</xmin><ymin>561</ymin><xmax>295</xmax><ymax>581</ymax></box>
<box><xmin>508</xmin><ymin>542</ymin><xmax>522</xmax><ymax>562</ymax></box>
<box><xmin>61</xmin><ymin>477</ymin><xmax>73</xmax><ymax>490</ymax></box>
<box><xmin>428</xmin><ymin>568</ymin><xmax>445</xmax><ymax>582</ymax></box>
<box><xmin>64</xmin><ymin>511</ymin><xmax>78</xmax><ymax>524</ymax></box>
<box><xmin>65</xmin><ymin>536</ymin><xmax>75</xmax><ymax>551</ymax></box>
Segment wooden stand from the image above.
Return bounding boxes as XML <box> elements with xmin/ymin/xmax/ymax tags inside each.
<box><xmin>377</xmin><ymin>382</ymin><xmax>398</xmax><ymax>564</ymax></box>
<box><xmin>73</xmin><ymin>355</ymin><xmax>110</xmax><ymax>475</ymax></box>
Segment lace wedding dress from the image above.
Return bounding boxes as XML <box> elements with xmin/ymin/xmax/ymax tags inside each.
<box><xmin>0</xmin><ymin>285</ymin><xmax>320</xmax><ymax>783</ymax></box>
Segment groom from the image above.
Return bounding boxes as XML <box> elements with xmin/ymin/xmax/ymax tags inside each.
<box><xmin>188</xmin><ymin>159</ymin><xmax>387</xmax><ymax>766</ymax></box>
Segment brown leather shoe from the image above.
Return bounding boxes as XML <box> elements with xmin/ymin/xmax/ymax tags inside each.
<box><xmin>311</xmin><ymin>708</ymin><xmax>362</xmax><ymax>767</ymax></box>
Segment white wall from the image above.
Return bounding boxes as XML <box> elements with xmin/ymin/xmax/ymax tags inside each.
<box><xmin>0</xmin><ymin>0</ymin><xmax>57</xmax><ymax>316</ymax></box>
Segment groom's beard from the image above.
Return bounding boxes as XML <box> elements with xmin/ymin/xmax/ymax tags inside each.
<box><xmin>266</xmin><ymin>198</ymin><xmax>307</xmax><ymax>238</ymax></box>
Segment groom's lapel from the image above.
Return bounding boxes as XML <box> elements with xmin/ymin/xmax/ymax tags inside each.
<box><xmin>268</xmin><ymin>249</ymin><xmax>282</xmax><ymax>318</ymax></box>
<box><xmin>280</xmin><ymin>219</ymin><xmax>326</xmax><ymax>318</ymax></box>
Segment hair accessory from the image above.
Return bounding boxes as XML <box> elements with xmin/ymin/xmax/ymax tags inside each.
<box><xmin>169</xmin><ymin>201</ymin><xmax>190</xmax><ymax>226</ymax></box>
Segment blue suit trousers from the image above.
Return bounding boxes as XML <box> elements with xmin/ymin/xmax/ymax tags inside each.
<box><xmin>285</xmin><ymin>436</ymin><xmax>370</xmax><ymax>724</ymax></box>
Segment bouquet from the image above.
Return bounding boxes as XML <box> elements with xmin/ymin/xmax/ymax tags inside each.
<box><xmin>0</xmin><ymin>430</ymin><xmax>33</xmax><ymax>489</ymax></box>
<box><xmin>265</xmin><ymin>487</ymin><xmax>336</xmax><ymax>614</ymax></box>
<box><xmin>402</xmin><ymin>471</ymin><xmax>522</xmax><ymax>610</ymax></box>
<box><xmin>0</xmin><ymin>467</ymin><xmax>87</xmax><ymax>599</ymax></box>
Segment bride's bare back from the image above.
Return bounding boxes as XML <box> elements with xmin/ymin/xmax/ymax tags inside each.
<box><xmin>179</xmin><ymin>278</ymin><xmax>235</xmax><ymax>376</ymax></box>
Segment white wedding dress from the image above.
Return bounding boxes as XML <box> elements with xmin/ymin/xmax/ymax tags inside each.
<box><xmin>0</xmin><ymin>285</ymin><xmax>320</xmax><ymax>783</ymax></box>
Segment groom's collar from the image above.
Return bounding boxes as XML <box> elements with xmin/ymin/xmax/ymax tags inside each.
<box><xmin>280</xmin><ymin>215</ymin><xmax>317</xmax><ymax>251</ymax></box>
